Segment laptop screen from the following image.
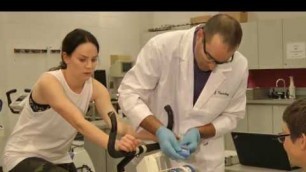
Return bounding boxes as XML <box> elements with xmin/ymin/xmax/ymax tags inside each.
<box><xmin>231</xmin><ymin>132</ymin><xmax>299</xmax><ymax>171</ymax></box>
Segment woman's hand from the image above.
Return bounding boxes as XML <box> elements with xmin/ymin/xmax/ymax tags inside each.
<box><xmin>115</xmin><ymin>134</ymin><xmax>141</xmax><ymax>152</ymax></box>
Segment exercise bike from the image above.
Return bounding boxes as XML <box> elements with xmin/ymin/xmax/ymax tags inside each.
<box><xmin>107</xmin><ymin>105</ymin><xmax>197</xmax><ymax>172</ymax></box>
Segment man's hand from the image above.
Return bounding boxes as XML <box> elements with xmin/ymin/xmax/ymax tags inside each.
<box><xmin>180</xmin><ymin>128</ymin><xmax>200</xmax><ymax>154</ymax></box>
<box><xmin>156</xmin><ymin>126</ymin><xmax>186</xmax><ymax>160</ymax></box>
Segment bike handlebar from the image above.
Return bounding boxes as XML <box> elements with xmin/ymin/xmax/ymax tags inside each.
<box><xmin>107</xmin><ymin>105</ymin><xmax>174</xmax><ymax>172</ymax></box>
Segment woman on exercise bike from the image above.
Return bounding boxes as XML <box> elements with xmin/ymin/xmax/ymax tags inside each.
<box><xmin>2</xmin><ymin>28</ymin><xmax>141</xmax><ymax>172</ymax></box>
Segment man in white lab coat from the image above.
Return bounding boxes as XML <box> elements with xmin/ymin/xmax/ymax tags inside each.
<box><xmin>118</xmin><ymin>14</ymin><xmax>249</xmax><ymax>172</ymax></box>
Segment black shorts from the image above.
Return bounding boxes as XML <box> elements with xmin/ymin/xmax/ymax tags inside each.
<box><xmin>9</xmin><ymin>157</ymin><xmax>77</xmax><ymax>172</ymax></box>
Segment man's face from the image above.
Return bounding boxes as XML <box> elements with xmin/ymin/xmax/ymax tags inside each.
<box><xmin>194</xmin><ymin>29</ymin><xmax>236</xmax><ymax>71</ymax></box>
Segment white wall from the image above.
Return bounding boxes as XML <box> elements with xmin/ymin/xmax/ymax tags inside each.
<box><xmin>0</xmin><ymin>12</ymin><xmax>147</xmax><ymax>105</ymax></box>
<box><xmin>151</xmin><ymin>11</ymin><xmax>218</xmax><ymax>27</ymax></box>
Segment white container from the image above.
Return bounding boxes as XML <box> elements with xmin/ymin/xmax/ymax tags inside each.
<box><xmin>289</xmin><ymin>76</ymin><xmax>296</xmax><ymax>99</ymax></box>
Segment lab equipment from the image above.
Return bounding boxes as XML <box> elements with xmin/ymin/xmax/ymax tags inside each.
<box><xmin>224</xmin><ymin>150</ymin><xmax>239</xmax><ymax>166</ymax></box>
<box><xmin>136</xmin><ymin>153</ymin><xmax>196</xmax><ymax>172</ymax></box>
<box><xmin>109</xmin><ymin>55</ymin><xmax>134</xmax><ymax>99</ymax></box>
<box><xmin>275</xmin><ymin>78</ymin><xmax>288</xmax><ymax>99</ymax></box>
<box><xmin>94</xmin><ymin>70</ymin><xmax>107</xmax><ymax>87</ymax></box>
<box><xmin>110</xmin><ymin>59</ymin><xmax>133</xmax><ymax>78</ymax></box>
<box><xmin>269</xmin><ymin>78</ymin><xmax>288</xmax><ymax>99</ymax></box>
<box><xmin>168</xmin><ymin>165</ymin><xmax>196</xmax><ymax>172</ymax></box>
<box><xmin>179</xmin><ymin>128</ymin><xmax>200</xmax><ymax>154</ymax></box>
<box><xmin>177</xmin><ymin>145</ymin><xmax>190</xmax><ymax>159</ymax></box>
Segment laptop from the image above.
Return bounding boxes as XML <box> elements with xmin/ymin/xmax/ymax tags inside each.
<box><xmin>231</xmin><ymin>132</ymin><xmax>300</xmax><ymax>171</ymax></box>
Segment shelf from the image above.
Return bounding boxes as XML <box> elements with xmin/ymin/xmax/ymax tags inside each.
<box><xmin>50</xmin><ymin>49</ymin><xmax>61</xmax><ymax>54</ymax></box>
<box><xmin>14</xmin><ymin>48</ymin><xmax>47</xmax><ymax>54</ymax></box>
<box><xmin>14</xmin><ymin>48</ymin><xmax>61</xmax><ymax>54</ymax></box>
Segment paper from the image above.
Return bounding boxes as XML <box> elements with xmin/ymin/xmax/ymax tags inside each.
<box><xmin>286</xmin><ymin>42</ymin><xmax>306</xmax><ymax>59</ymax></box>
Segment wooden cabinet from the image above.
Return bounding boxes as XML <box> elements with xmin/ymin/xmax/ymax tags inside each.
<box><xmin>239</xmin><ymin>22</ymin><xmax>259</xmax><ymax>69</ymax></box>
<box><xmin>282</xmin><ymin>17</ymin><xmax>306</xmax><ymax>68</ymax></box>
<box><xmin>238</xmin><ymin>17</ymin><xmax>306</xmax><ymax>69</ymax></box>
<box><xmin>258</xmin><ymin>19</ymin><xmax>283</xmax><ymax>69</ymax></box>
<box><xmin>235</xmin><ymin>112</ymin><xmax>248</xmax><ymax>132</ymax></box>
<box><xmin>246</xmin><ymin>104</ymin><xmax>288</xmax><ymax>134</ymax></box>
<box><xmin>272</xmin><ymin>105</ymin><xmax>287</xmax><ymax>134</ymax></box>
<box><xmin>247</xmin><ymin>105</ymin><xmax>273</xmax><ymax>133</ymax></box>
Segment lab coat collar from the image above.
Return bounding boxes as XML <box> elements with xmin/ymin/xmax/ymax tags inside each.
<box><xmin>179</xmin><ymin>25</ymin><xmax>198</xmax><ymax>61</ymax></box>
<box><xmin>177</xmin><ymin>25</ymin><xmax>233</xmax><ymax>110</ymax></box>
<box><xmin>194</xmin><ymin>64</ymin><xmax>233</xmax><ymax>109</ymax></box>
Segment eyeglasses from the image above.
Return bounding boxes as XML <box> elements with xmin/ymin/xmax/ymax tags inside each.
<box><xmin>202</xmin><ymin>34</ymin><xmax>234</xmax><ymax>65</ymax></box>
<box><xmin>276</xmin><ymin>133</ymin><xmax>291</xmax><ymax>144</ymax></box>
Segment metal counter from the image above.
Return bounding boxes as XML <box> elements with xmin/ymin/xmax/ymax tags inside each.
<box><xmin>247</xmin><ymin>99</ymin><xmax>295</xmax><ymax>105</ymax></box>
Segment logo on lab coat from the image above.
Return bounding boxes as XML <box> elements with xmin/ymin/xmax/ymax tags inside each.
<box><xmin>214</xmin><ymin>90</ymin><xmax>229</xmax><ymax>97</ymax></box>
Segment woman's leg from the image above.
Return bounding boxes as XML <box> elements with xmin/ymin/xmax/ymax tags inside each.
<box><xmin>9</xmin><ymin>157</ymin><xmax>70</xmax><ymax>172</ymax></box>
<box><xmin>57</xmin><ymin>163</ymin><xmax>77</xmax><ymax>172</ymax></box>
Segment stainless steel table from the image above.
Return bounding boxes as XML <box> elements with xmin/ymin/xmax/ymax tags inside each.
<box><xmin>225</xmin><ymin>164</ymin><xmax>301</xmax><ymax>172</ymax></box>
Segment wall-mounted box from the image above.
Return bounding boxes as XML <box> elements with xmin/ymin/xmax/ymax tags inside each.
<box><xmin>190</xmin><ymin>15</ymin><xmax>212</xmax><ymax>26</ymax></box>
<box><xmin>110</xmin><ymin>55</ymin><xmax>131</xmax><ymax>65</ymax></box>
<box><xmin>109</xmin><ymin>55</ymin><xmax>133</xmax><ymax>78</ymax></box>
<box><xmin>219</xmin><ymin>12</ymin><xmax>248</xmax><ymax>23</ymax></box>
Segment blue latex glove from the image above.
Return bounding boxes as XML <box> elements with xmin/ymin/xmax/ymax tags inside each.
<box><xmin>180</xmin><ymin>128</ymin><xmax>201</xmax><ymax>154</ymax></box>
<box><xmin>156</xmin><ymin>126</ymin><xmax>186</xmax><ymax>160</ymax></box>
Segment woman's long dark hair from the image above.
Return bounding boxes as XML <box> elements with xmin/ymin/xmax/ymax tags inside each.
<box><xmin>49</xmin><ymin>28</ymin><xmax>99</xmax><ymax>71</ymax></box>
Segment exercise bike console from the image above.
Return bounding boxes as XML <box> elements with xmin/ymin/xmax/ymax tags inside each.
<box><xmin>6</xmin><ymin>89</ymin><xmax>31</xmax><ymax>114</ymax></box>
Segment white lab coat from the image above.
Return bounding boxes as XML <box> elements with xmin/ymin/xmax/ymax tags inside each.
<box><xmin>118</xmin><ymin>26</ymin><xmax>248</xmax><ymax>172</ymax></box>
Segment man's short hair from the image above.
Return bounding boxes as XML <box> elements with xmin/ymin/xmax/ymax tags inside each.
<box><xmin>204</xmin><ymin>14</ymin><xmax>243</xmax><ymax>51</ymax></box>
